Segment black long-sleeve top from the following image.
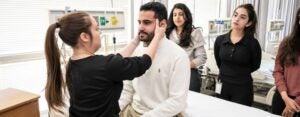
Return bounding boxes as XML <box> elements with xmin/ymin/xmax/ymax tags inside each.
<box><xmin>67</xmin><ymin>54</ymin><xmax>151</xmax><ymax>117</ymax></box>
<box><xmin>214</xmin><ymin>32</ymin><xmax>261</xmax><ymax>85</ymax></box>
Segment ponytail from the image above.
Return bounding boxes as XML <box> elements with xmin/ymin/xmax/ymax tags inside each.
<box><xmin>44</xmin><ymin>22</ymin><xmax>66</xmax><ymax>113</ymax></box>
<box><xmin>44</xmin><ymin>11</ymin><xmax>92</xmax><ymax>114</ymax></box>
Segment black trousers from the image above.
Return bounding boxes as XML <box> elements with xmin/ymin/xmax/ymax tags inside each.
<box><xmin>189</xmin><ymin>68</ymin><xmax>202</xmax><ymax>93</ymax></box>
<box><xmin>272</xmin><ymin>90</ymin><xmax>300</xmax><ymax>117</ymax></box>
<box><xmin>219</xmin><ymin>82</ymin><xmax>253</xmax><ymax>106</ymax></box>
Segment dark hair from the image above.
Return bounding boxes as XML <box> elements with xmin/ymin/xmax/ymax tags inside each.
<box><xmin>140</xmin><ymin>2</ymin><xmax>167</xmax><ymax>21</ymax></box>
<box><xmin>44</xmin><ymin>11</ymin><xmax>92</xmax><ymax>113</ymax></box>
<box><xmin>166</xmin><ymin>3</ymin><xmax>193</xmax><ymax>48</ymax></box>
<box><xmin>234</xmin><ymin>4</ymin><xmax>257</xmax><ymax>37</ymax></box>
<box><xmin>279</xmin><ymin>8</ymin><xmax>300</xmax><ymax>66</ymax></box>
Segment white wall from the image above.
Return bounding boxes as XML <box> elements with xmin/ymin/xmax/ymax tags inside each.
<box><xmin>0</xmin><ymin>1</ymin><xmax>48</xmax><ymax>55</ymax></box>
<box><xmin>194</xmin><ymin>0</ymin><xmax>219</xmax><ymax>35</ymax></box>
<box><xmin>0</xmin><ymin>0</ymin><xmax>131</xmax><ymax>56</ymax></box>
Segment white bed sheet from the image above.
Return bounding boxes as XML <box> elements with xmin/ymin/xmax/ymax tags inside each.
<box><xmin>205</xmin><ymin>50</ymin><xmax>275</xmax><ymax>85</ymax></box>
<box><xmin>185</xmin><ymin>91</ymin><xmax>280</xmax><ymax>117</ymax></box>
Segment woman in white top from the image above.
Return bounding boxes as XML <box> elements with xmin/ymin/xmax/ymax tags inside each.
<box><xmin>166</xmin><ymin>3</ymin><xmax>207</xmax><ymax>92</ymax></box>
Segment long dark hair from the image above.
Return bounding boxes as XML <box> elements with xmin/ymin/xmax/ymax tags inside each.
<box><xmin>166</xmin><ymin>3</ymin><xmax>193</xmax><ymax>48</ymax></box>
<box><xmin>44</xmin><ymin>11</ymin><xmax>92</xmax><ymax>113</ymax></box>
<box><xmin>279</xmin><ymin>8</ymin><xmax>300</xmax><ymax>66</ymax></box>
<box><xmin>234</xmin><ymin>4</ymin><xmax>257</xmax><ymax>37</ymax></box>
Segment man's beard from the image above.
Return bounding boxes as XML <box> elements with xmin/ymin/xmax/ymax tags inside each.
<box><xmin>138</xmin><ymin>31</ymin><xmax>154</xmax><ymax>43</ymax></box>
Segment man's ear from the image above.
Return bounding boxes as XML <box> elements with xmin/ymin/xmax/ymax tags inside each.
<box><xmin>159</xmin><ymin>19</ymin><xmax>167</xmax><ymax>27</ymax></box>
<box><xmin>246</xmin><ymin>21</ymin><xmax>252</xmax><ymax>27</ymax></box>
<box><xmin>79</xmin><ymin>32</ymin><xmax>90</xmax><ymax>42</ymax></box>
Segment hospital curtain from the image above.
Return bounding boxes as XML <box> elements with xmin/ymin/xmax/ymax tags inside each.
<box><xmin>264</xmin><ymin>0</ymin><xmax>297</xmax><ymax>54</ymax></box>
<box><xmin>266</xmin><ymin>0</ymin><xmax>297</xmax><ymax>42</ymax></box>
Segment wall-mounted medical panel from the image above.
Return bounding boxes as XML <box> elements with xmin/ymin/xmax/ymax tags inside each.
<box><xmin>266</xmin><ymin>20</ymin><xmax>285</xmax><ymax>32</ymax></box>
<box><xmin>208</xmin><ymin>18</ymin><xmax>231</xmax><ymax>35</ymax></box>
<box><xmin>49</xmin><ymin>9</ymin><xmax>125</xmax><ymax>30</ymax></box>
<box><xmin>208</xmin><ymin>20</ymin><xmax>218</xmax><ymax>34</ymax></box>
<box><xmin>222</xmin><ymin>19</ymin><xmax>231</xmax><ymax>33</ymax></box>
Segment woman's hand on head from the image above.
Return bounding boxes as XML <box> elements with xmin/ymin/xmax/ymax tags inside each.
<box><xmin>131</xmin><ymin>35</ymin><xmax>140</xmax><ymax>46</ymax></box>
<box><xmin>154</xmin><ymin>19</ymin><xmax>166</xmax><ymax>39</ymax></box>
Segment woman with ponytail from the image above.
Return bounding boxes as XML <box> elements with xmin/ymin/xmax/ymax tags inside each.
<box><xmin>44</xmin><ymin>11</ymin><xmax>166</xmax><ymax>117</ymax></box>
<box><xmin>213</xmin><ymin>4</ymin><xmax>262</xmax><ymax>106</ymax></box>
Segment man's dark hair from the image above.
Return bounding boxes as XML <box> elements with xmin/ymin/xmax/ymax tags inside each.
<box><xmin>140</xmin><ymin>2</ymin><xmax>167</xmax><ymax>21</ymax></box>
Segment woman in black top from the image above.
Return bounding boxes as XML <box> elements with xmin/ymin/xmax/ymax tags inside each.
<box><xmin>214</xmin><ymin>4</ymin><xmax>261</xmax><ymax>106</ymax></box>
<box><xmin>44</xmin><ymin>11</ymin><xmax>166</xmax><ymax>117</ymax></box>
